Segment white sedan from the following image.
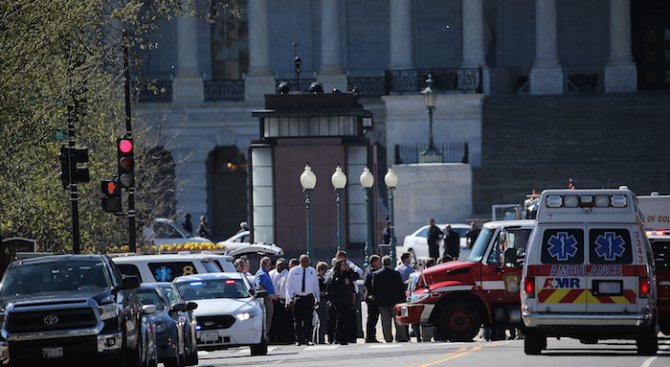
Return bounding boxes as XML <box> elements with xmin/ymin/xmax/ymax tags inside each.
<box><xmin>173</xmin><ymin>273</ymin><xmax>267</xmax><ymax>355</ymax></box>
<box><xmin>402</xmin><ymin>223</ymin><xmax>472</xmax><ymax>262</ymax></box>
<box><xmin>217</xmin><ymin>231</ymin><xmax>284</xmax><ymax>256</ymax></box>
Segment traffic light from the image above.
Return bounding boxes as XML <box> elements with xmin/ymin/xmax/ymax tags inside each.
<box><xmin>101</xmin><ymin>179</ymin><xmax>122</xmax><ymax>213</ymax></box>
<box><xmin>58</xmin><ymin>146</ymin><xmax>90</xmax><ymax>188</ymax></box>
<box><xmin>117</xmin><ymin>136</ymin><xmax>134</xmax><ymax>188</ymax></box>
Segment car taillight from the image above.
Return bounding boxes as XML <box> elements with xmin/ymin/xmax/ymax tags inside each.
<box><xmin>639</xmin><ymin>276</ymin><xmax>650</xmax><ymax>298</ymax></box>
<box><xmin>524</xmin><ymin>277</ymin><xmax>535</xmax><ymax>298</ymax></box>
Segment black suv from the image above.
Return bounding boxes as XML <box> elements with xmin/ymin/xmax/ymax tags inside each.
<box><xmin>0</xmin><ymin>255</ymin><xmax>151</xmax><ymax>366</ymax></box>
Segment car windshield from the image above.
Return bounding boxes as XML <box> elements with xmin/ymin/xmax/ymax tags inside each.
<box><xmin>0</xmin><ymin>261</ymin><xmax>111</xmax><ymax>298</ymax></box>
<box><xmin>467</xmin><ymin>227</ymin><xmax>495</xmax><ymax>262</ymax></box>
<box><xmin>159</xmin><ymin>285</ymin><xmax>179</xmax><ymax>304</ymax></box>
<box><xmin>137</xmin><ymin>288</ymin><xmax>166</xmax><ymax>311</ymax></box>
<box><xmin>175</xmin><ymin>278</ymin><xmax>251</xmax><ymax>300</ymax></box>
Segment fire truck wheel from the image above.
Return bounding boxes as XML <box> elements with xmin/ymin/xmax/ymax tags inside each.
<box><xmin>436</xmin><ymin>300</ymin><xmax>481</xmax><ymax>341</ymax></box>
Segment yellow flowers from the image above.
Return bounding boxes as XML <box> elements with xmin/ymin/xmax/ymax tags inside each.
<box><xmin>106</xmin><ymin>242</ymin><xmax>225</xmax><ymax>254</ymax></box>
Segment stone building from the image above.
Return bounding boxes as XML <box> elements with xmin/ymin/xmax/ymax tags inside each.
<box><xmin>136</xmin><ymin>0</ymin><xmax>670</xmax><ymax>248</ymax></box>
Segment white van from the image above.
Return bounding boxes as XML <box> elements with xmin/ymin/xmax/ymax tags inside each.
<box><xmin>520</xmin><ymin>188</ymin><xmax>658</xmax><ymax>355</ymax></box>
<box><xmin>112</xmin><ymin>254</ymin><xmax>233</xmax><ymax>283</ymax></box>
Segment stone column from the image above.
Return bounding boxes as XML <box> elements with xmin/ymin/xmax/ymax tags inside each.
<box><xmin>529</xmin><ymin>0</ymin><xmax>564</xmax><ymax>95</ymax></box>
<box><xmin>318</xmin><ymin>0</ymin><xmax>348</xmax><ymax>91</ymax></box>
<box><xmin>461</xmin><ymin>0</ymin><xmax>485</xmax><ymax>68</ymax></box>
<box><xmin>173</xmin><ymin>1</ymin><xmax>204</xmax><ymax>104</ymax></box>
<box><xmin>389</xmin><ymin>0</ymin><xmax>414</xmax><ymax>70</ymax></box>
<box><xmin>245</xmin><ymin>0</ymin><xmax>276</xmax><ymax>105</ymax></box>
<box><xmin>605</xmin><ymin>0</ymin><xmax>637</xmax><ymax>93</ymax></box>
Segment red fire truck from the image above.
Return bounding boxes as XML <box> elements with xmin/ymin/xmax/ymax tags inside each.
<box><xmin>395</xmin><ymin>220</ymin><xmax>535</xmax><ymax>341</ymax></box>
<box><xmin>638</xmin><ymin>193</ymin><xmax>670</xmax><ymax>335</ymax></box>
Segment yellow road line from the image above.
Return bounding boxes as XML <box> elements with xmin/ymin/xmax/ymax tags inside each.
<box><xmin>415</xmin><ymin>340</ymin><xmax>511</xmax><ymax>367</ymax></box>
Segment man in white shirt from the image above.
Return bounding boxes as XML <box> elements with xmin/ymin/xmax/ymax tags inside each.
<box><xmin>286</xmin><ymin>254</ymin><xmax>320</xmax><ymax>345</ymax></box>
<box><xmin>268</xmin><ymin>258</ymin><xmax>291</xmax><ymax>344</ymax></box>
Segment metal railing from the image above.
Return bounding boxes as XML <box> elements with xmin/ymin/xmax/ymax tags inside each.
<box><xmin>394</xmin><ymin>142</ymin><xmax>469</xmax><ymax>164</ymax></box>
<box><xmin>385</xmin><ymin>68</ymin><xmax>482</xmax><ymax>94</ymax></box>
<box><xmin>204</xmin><ymin>80</ymin><xmax>245</xmax><ymax>102</ymax></box>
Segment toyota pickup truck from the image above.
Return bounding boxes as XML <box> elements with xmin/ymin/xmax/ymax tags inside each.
<box><xmin>0</xmin><ymin>255</ymin><xmax>154</xmax><ymax>366</ymax></box>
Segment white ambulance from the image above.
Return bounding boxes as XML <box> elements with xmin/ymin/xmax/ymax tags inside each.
<box><xmin>520</xmin><ymin>188</ymin><xmax>658</xmax><ymax>355</ymax></box>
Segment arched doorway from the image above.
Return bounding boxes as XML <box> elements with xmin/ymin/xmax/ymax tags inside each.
<box><xmin>207</xmin><ymin>146</ymin><xmax>248</xmax><ymax>239</ymax></box>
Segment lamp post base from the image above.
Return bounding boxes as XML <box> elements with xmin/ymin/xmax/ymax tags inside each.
<box><xmin>419</xmin><ymin>146</ymin><xmax>443</xmax><ymax>164</ymax></box>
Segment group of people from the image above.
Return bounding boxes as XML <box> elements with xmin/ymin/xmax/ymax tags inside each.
<box><xmin>426</xmin><ymin>218</ymin><xmax>481</xmax><ymax>263</ymax></box>
<box><xmin>248</xmin><ymin>250</ymin><xmax>413</xmax><ymax>346</ymax></box>
<box><xmin>181</xmin><ymin>213</ymin><xmax>211</xmax><ymax>239</ymax></box>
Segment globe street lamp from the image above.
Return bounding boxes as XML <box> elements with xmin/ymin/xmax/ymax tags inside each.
<box><xmin>300</xmin><ymin>163</ymin><xmax>317</xmax><ymax>263</ymax></box>
<box><xmin>384</xmin><ymin>167</ymin><xmax>398</xmax><ymax>266</ymax></box>
<box><xmin>360</xmin><ymin>166</ymin><xmax>374</xmax><ymax>269</ymax></box>
<box><xmin>420</xmin><ymin>74</ymin><xmax>443</xmax><ymax>163</ymax></box>
<box><xmin>331</xmin><ymin>165</ymin><xmax>347</xmax><ymax>252</ymax></box>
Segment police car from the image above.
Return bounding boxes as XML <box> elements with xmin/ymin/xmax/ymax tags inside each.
<box><xmin>520</xmin><ymin>188</ymin><xmax>658</xmax><ymax>355</ymax></box>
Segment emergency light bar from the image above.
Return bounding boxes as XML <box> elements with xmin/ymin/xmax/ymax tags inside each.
<box><xmin>545</xmin><ymin>194</ymin><xmax>627</xmax><ymax>208</ymax></box>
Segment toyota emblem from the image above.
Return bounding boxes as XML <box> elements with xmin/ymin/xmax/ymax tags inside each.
<box><xmin>44</xmin><ymin>315</ymin><xmax>59</xmax><ymax>326</ymax></box>
<box><xmin>204</xmin><ymin>321</ymin><xmax>214</xmax><ymax>327</ymax></box>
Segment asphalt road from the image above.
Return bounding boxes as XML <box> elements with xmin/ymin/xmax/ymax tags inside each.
<box><xmin>184</xmin><ymin>335</ymin><xmax>670</xmax><ymax>367</ymax></box>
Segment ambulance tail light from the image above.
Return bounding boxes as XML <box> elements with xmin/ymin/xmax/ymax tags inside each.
<box><xmin>563</xmin><ymin>195</ymin><xmax>579</xmax><ymax>208</ymax></box>
<box><xmin>639</xmin><ymin>276</ymin><xmax>650</xmax><ymax>298</ymax></box>
<box><xmin>610</xmin><ymin>194</ymin><xmax>627</xmax><ymax>208</ymax></box>
<box><xmin>580</xmin><ymin>195</ymin><xmax>594</xmax><ymax>208</ymax></box>
<box><xmin>524</xmin><ymin>277</ymin><xmax>535</xmax><ymax>298</ymax></box>
<box><xmin>594</xmin><ymin>195</ymin><xmax>610</xmax><ymax>207</ymax></box>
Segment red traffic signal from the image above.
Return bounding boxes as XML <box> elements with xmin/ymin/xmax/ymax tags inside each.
<box><xmin>117</xmin><ymin>137</ymin><xmax>134</xmax><ymax>188</ymax></box>
<box><xmin>101</xmin><ymin>179</ymin><xmax>122</xmax><ymax>213</ymax></box>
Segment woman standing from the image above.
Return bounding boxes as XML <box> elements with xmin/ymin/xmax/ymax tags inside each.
<box><xmin>315</xmin><ymin>261</ymin><xmax>330</xmax><ymax>344</ymax></box>
<box><xmin>328</xmin><ymin>259</ymin><xmax>356</xmax><ymax>345</ymax></box>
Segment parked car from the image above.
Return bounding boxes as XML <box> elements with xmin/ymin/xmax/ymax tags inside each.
<box><xmin>143</xmin><ymin>218</ymin><xmax>211</xmax><ymax>246</ymax></box>
<box><xmin>402</xmin><ymin>223</ymin><xmax>472</xmax><ymax>261</ymax></box>
<box><xmin>173</xmin><ymin>273</ymin><xmax>268</xmax><ymax>355</ymax></box>
<box><xmin>112</xmin><ymin>254</ymin><xmax>226</xmax><ymax>283</ymax></box>
<box><xmin>154</xmin><ymin>283</ymin><xmax>199</xmax><ymax>366</ymax></box>
<box><xmin>0</xmin><ymin>255</ymin><xmax>155</xmax><ymax>367</ymax></box>
<box><xmin>137</xmin><ymin>284</ymin><xmax>199</xmax><ymax>367</ymax></box>
<box><xmin>217</xmin><ymin>231</ymin><xmax>284</xmax><ymax>256</ymax></box>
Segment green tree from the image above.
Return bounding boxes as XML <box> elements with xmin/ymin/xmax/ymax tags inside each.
<box><xmin>0</xmin><ymin>0</ymin><xmax>238</xmax><ymax>253</ymax></box>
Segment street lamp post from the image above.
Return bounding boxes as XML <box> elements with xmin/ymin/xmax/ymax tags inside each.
<box><xmin>360</xmin><ymin>167</ymin><xmax>374</xmax><ymax>269</ymax></box>
<box><xmin>420</xmin><ymin>74</ymin><xmax>442</xmax><ymax>163</ymax></box>
<box><xmin>331</xmin><ymin>165</ymin><xmax>347</xmax><ymax>252</ymax></box>
<box><xmin>384</xmin><ymin>167</ymin><xmax>398</xmax><ymax>266</ymax></box>
<box><xmin>300</xmin><ymin>164</ymin><xmax>317</xmax><ymax>263</ymax></box>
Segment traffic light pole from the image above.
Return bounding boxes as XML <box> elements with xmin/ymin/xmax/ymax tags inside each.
<box><xmin>67</xmin><ymin>104</ymin><xmax>81</xmax><ymax>254</ymax></box>
<box><xmin>123</xmin><ymin>36</ymin><xmax>137</xmax><ymax>253</ymax></box>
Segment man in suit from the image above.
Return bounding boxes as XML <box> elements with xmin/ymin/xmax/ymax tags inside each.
<box><xmin>372</xmin><ymin>256</ymin><xmax>409</xmax><ymax>343</ymax></box>
<box><xmin>427</xmin><ymin>218</ymin><xmax>443</xmax><ymax>260</ymax></box>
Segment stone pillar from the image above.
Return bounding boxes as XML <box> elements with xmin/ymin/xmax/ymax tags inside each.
<box><xmin>173</xmin><ymin>1</ymin><xmax>204</xmax><ymax>104</ymax></box>
<box><xmin>389</xmin><ymin>0</ymin><xmax>414</xmax><ymax>70</ymax></box>
<box><xmin>461</xmin><ymin>0</ymin><xmax>485</xmax><ymax>68</ymax></box>
<box><xmin>245</xmin><ymin>0</ymin><xmax>275</xmax><ymax>105</ymax></box>
<box><xmin>317</xmin><ymin>0</ymin><xmax>348</xmax><ymax>91</ymax></box>
<box><xmin>605</xmin><ymin>0</ymin><xmax>637</xmax><ymax>93</ymax></box>
<box><xmin>529</xmin><ymin>0</ymin><xmax>564</xmax><ymax>95</ymax></box>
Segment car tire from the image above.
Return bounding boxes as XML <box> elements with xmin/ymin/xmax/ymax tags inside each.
<box><xmin>250</xmin><ymin>337</ymin><xmax>268</xmax><ymax>356</ymax></box>
<box><xmin>636</xmin><ymin>326</ymin><xmax>658</xmax><ymax>356</ymax></box>
<box><xmin>436</xmin><ymin>300</ymin><xmax>481</xmax><ymax>341</ymax></box>
<box><xmin>165</xmin><ymin>351</ymin><xmax>183</xmax><ymax>367</ymax></box>
<box><xmin>185</xmin><ymin>348</ymin><xmax>199</xmax><ymax>366</ymax></box>
<box><xmin>523</xmin><ymin>330</ymin><xmax>545</xmax><ymax>355</ymax></box>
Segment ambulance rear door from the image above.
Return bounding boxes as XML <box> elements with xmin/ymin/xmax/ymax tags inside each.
<box><xmin>535</xmin><ymin>224</ymin><xmax>587</xmax><ymax>314</ymax></box>
<box><xmin>585</xmin><ymin>225</ymin><xmax>638</xmax><ymax>314</ymax></box>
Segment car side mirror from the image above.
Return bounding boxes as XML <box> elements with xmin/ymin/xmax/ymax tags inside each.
<box><xmin>503</xmin><ymin>248</ymin><xmax>520</xmax><ymax>268</ymax></box>
<box><xmin>254</xmin><ymin>289</ymin><xmax>268</xmax><ymax>298</ymax></box>
<box><xmin>186</xmin><ymin>302</ymin><xmax>198</xmax><ymax>311</ymax></box>
<box><xmin>118</xmin><ymin>275</ymin><xmax>141</xmax><ymax>291</ymax></box>
<box><xmin>142</xmin><ymin>304</ymin><xmax>157</xmax><ymax>315</ymax></box>
<box><xmin>171</xmin><ymin>302</ymin><xmax>187</xmax><ymax>312</ymax></box>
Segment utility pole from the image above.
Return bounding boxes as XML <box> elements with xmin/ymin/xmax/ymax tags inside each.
<box><xmin>123</xmin><ymin>31</ymin><xmax>137</xmax><ymax>252</ymax></box>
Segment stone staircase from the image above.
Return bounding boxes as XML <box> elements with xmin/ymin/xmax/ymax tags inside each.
<box><xmin>473</xmin><ymin>91</ymin><xmax>670</xmax><ymax>214</ymax></box>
